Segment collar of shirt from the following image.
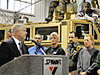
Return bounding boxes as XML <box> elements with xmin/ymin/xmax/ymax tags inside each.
<box><xmin>12</xmin><ymin>36</ymin><xmax>21</xmax><ymax>50</ymax></box>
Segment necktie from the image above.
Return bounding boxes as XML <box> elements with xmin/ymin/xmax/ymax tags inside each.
<box><xmin>35</xmin><ymin>47</ymin><xmax>38</xmax><ymax>54</ymax></box>
<box><xmin>19</xmin><ymin>42</ymin><xmax>23</xmax><ymax>55</ymax></box>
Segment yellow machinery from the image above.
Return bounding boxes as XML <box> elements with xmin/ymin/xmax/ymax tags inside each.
<box><xmin>32</xmin><ymin>19</ymin><xmax>100</xmax><ymax>50</ymax></box>
<box><xmin>0</xmin><ymin>0</ymin><xmax>100</xmax><ymax>50</ymax></box>
<box><xmin>0</xmin><ymin>19</ymin><xmax>100</xmax><ymax>51</ymax></box>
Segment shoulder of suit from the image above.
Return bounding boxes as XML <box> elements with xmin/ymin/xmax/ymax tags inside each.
<box><xmin>2</xmin><ymin>38</ymin><xmax>13</xmax><ymax>44</ymax></box>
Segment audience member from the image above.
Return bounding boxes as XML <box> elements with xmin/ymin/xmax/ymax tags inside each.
<box><xmin>0</xmin><ymin>24</ymin><xmax>29</xmax><ymax>67</ymax></box>
<box><xmin>77</xmin><ymin>34</ymin><xmax>99</xmax><ymax>75</ymax></box>
<box><xmin>28</xmin><ymin>34</ymin><xmax>46</xmax><ymax>55</ymax></box>
<box><xmin>76</xmin><ymin>0</ymin><xmax>93</xmax><ymax>12</ymax></box>
<box><xmin>45</xmin><ymin>0</ymin><xmax>68</xmax><ymax>22</ymax></box>
<box><xmin>45</xmin><ymin>32</ymin><xmax>65</xmax><ymax>55</ymax></box>
<box><xmin>66</xmin><ymin>31</ymin><xmax>82</xmax><ymax>75</ymax></box>
<box><xmin>75</xmin><ymin>2</ymin><xmax>98</xmax><ymax>24</ymax></box>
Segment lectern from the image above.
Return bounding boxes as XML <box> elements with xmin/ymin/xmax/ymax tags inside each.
<box><xmin>0</xmin><ymin>55</ymin><xmax>69</xmax><ymax>75</ymax></box>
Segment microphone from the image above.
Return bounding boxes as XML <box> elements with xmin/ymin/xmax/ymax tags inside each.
<box><xmin>29</xmin><ymin>38</ymin><xmax>46</xmax><ymax>55</ymax></box>
<box><xmin>29</xmin><ymin>38</ymin><xmax>42</xmax><ymax>48</ymax></box>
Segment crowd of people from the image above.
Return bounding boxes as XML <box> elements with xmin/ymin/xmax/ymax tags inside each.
<box><xmin>45</xmin><ymin>0</ymin><xmax>99</xmax><ymax>24</ymax></box>
<box><xmin>0</xmin><ymin>23</ymin><xmax>100</xmax><ymax>75</ymax></box>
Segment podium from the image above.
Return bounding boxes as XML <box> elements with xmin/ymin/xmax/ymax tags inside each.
<box><xmin>0</xmin><ymin>55</ymin><xmax>69</xmax><ymax>75</ymax></box>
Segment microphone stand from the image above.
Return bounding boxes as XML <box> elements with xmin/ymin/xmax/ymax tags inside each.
<box><xmin>29</xmin><ymin>38</ymin><xmax>46</xmax><ymax>55</ymax></box>
<box><xmin>40</xmin><ymin>48</ymin><xmax>46</xmax><ymax>55</ymax></box>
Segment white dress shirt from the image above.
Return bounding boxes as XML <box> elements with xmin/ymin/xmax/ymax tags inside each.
<box><xmin>12</xmin><ymin>36</ymin><xmax>22</xmax><ymax>54</ymax></box>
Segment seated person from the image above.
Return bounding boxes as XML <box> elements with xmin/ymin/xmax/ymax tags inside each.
<box><xmin>77</xmin><ymin>0</ymin><xmax>99</xmax><ymax>12</ymax></box>
<box><xmin>76</xmin><ymin>0</ymin><xmax>93</xmax><ymax>12</ymax></box>
<box><xmin>45</xmin><ymin>0</ymin><xmax>69</xmax><ymax>22</ymax></box>
<box><xmin>45</xmin><ymin>32</ymin><xmax>65</xmax><ymax>55</ymax></box>
<box><xmin>28</xmin><ymin>34</ymin><xmax>46</xmax><ymax>55</ymax></box>
<box><xmin>75</xmin><ymin>2</ymin><xmax>98</xmax><ymax>24</ymax></box>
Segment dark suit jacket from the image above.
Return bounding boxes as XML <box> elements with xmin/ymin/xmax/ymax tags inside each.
<box><xmin>0</xmin><ymin>38</ymin><xmax>29</xmax><ymax>67</ymax></box>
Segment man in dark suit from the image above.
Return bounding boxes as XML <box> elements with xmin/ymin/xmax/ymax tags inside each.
<box><xmin>0</xmin><ymin>24</ymin><xmax>29</xmax><ymax>67</ymax></box>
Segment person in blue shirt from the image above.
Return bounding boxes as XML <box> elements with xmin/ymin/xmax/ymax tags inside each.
<box><xmin>28</xmin><ymin>34</ymin><xmax>46</xmax><ymax>55</ymax></box>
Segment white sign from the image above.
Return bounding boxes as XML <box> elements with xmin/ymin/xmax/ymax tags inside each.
<box><xmin>44</xmin><ymin>57</ymin><xmax>62</xmax><ymax>75</ymax></box>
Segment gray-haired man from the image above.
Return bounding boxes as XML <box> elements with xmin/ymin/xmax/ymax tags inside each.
<box><xmin>0</xmin><ymin>24</ymin><xmax>29</xmax><ymax>67</ymax></box>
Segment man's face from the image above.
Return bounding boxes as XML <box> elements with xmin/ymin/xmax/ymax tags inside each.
<box><xmin>83</xmin><ymin>5</ymin><xmax>91</xmax><ymax>13</ymax></box>
<box><xmin>84</xmin><ymin>36</ymin><xmax>93</xmax><ymax>48</ymax></box>
<box><xmin>69</xmin><ymin>33</ymin><xmax>77</xmax><ymax>44</ymax></box>
<box><xmin>50</xmin><ymin>35</ymin><xmax>58</xmax><ymax>45</ymax></box>
<box><xmin>17</xmin><ymin>26</ymin><xmax>27</xmax><ymax>41</ymax></box>
<box><xmin>35</xmin><ymin>35</ymin><xmax>42</xmax><ymax>43</ymax></box>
